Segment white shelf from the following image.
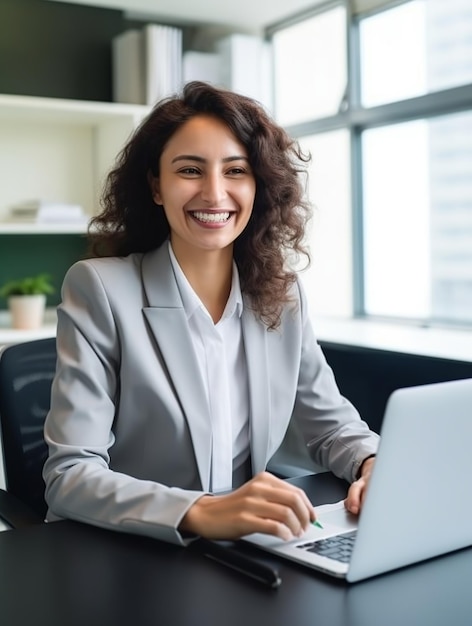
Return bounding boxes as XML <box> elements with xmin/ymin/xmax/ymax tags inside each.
<box><xmin>0</xmin><ymin>323</ymin><xmax>56</xmax><ymax>347</ymax></box>
<box><xmin>0</xmin><ymin>308</ymin><xmax>57</xmax><ymax>347</ymax></box>
<box><xmin>0</xmin><ymin>94</ymin><xmax>150</xmax><ymax>232</ymax></box>
<box><xmin>0</xmin><ymin>222</ymin><xmax>88</xmax><ymax>234</ymax></box>
<box><xmin>0</xmin><ymin>94</ymin><xmax>149</xmax><ymax>125</ymax></box>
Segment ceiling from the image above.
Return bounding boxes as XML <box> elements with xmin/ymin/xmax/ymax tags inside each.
<box><xmin>43</xmin><ymin>0</ymin><xmax>324</xmax><ymax>31</ymax></box>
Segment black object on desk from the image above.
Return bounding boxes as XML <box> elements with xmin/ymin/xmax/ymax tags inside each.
<box><xmin>191</xmin><ymin>538</ymin><xmax>282</xmax><ymax>588</ymax></box>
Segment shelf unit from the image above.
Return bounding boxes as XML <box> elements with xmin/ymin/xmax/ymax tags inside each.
<box><xmin>0</xmin><ymin>94</ymin><xmax>150</xmax><ymax>231</ymax></box>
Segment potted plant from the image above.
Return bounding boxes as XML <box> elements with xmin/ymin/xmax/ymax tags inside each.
<box><xmin>0</xmin><ymin>273</ymin><xmax>55</xmax><ymax>330</ymax></box>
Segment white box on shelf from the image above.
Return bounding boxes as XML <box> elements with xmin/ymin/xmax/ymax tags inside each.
<box><xmin>216</xmin><ymin>34</ymin><xmax>273</xmax><ymax>112</ymax></box>
<box><xmin>112</xmin><ymin>29</ymin><xmax>145</xmax><ymax>105</ymax></box>
<box><xmin>183</xmin><ymin>51</ymin><xmax>220</xmax><ymax>85</ymax></box>
<box><xmin>9</xmin><ymin>200</ymin><xmax>87</xmax><ymax>225</ymax></box>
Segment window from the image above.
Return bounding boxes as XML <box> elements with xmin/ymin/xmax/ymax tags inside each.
<box><xmin>299</xmin><ymin>130</ymin><xmax>352</xmax><ymax>317</ymax></box>
<box><xmin>360</xmin><ymin>0</ymin><xmax>472</xmax><ymax>106</ymax></box>
<box><xmin>270</xmin><ymin>0</ymin><xmax>472</xmax><ymax>326</ymax></box>
<box><xmin>273</xmin><ymin>6</ymin><xmax>347</xmax><ymax>125</ymax></box>
<box><xmin>363</xmin><ymin>111</ymin><xmax>472</xmax><ymax>322</ymax></box>
<box><xmin>362</xmin><ymin>119</ymin><xmax>431</xmax><ymax>319</ymax></box>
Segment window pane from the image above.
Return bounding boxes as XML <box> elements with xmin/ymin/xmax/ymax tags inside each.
<box><xmin>298</xmin><ymin>130</ymin><xmax>352</xmax><ymax>316</ymax></box>
<box><xmin>360</xmin><ymin>0</ymin><xmax>472</xmax><ymax>107</ymax></box>
<box><xmin>362</xmin><ymin>112</ymin><xmax>472</xmax><ymax>324</ymax></box>
<box><xmin>273</xmin><ymin>6</ymin><xmax>347</xmax><ymax>126</ymax></box>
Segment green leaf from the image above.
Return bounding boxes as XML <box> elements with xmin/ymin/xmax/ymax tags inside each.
<box><xmin>0</xmin><ymin>273</ymin><xmax>55</xmax><ymax>297</ymax></box>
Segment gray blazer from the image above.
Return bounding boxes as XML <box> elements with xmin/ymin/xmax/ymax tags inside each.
<box><xmin>43</xmin><ymin>244</ymin><xmax>379</xmax><ymax>545</ymax></box>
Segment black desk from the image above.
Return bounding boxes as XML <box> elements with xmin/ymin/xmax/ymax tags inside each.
<box><xmin>1</xmin><ymin>473</ymin><xmax>471</xmax><ymax>626</ymax></box>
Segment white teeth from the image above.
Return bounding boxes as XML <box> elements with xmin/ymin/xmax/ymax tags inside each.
<box><xmin>192</xmin><ymin>211</ymin><xmax>230</xmax><ymax>223</ymax></box>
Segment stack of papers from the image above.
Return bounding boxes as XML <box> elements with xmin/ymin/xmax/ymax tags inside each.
<box><xmin>8</xmin><ymin>200</ymin><xmax>87</xmax><ymax>224</ymax></box>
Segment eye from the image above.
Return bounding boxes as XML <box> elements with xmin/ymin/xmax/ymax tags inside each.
<box><xmin>177</xmin><ymin>166</ymin><xmax>201</xmax><ymax>176</ymax></box>
<box><xmin>226</xmin><ymin>166</ymin><xmax>248</xmax><ymax>176</ymax></box>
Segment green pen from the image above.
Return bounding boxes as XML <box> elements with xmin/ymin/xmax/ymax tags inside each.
<box><xmin>312</xmin><ymin>519</ymin><xmax>323</xmax><ymax>529</ymax></box>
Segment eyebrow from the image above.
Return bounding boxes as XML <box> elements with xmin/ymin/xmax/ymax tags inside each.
<box><xmin>171</xmin><ymin>155</ymin><xmax>249</xmax><ymax>164</ymax></box>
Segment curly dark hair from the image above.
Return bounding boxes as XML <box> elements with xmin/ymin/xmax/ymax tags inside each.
<box><xmin>89</xmin><ymin>81</ymin><xmax>312</xmax><ymax>329</ymax></box>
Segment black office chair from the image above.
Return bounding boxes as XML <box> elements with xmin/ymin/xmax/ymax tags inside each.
<box><xmin>0</xmin><ymin>337</ymin><xmax>57</xmax><ymax>529</ymax></box>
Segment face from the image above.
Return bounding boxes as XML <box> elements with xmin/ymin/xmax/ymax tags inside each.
<box><xmin>150</xmin><ymin>115</ymin><xmax>256</xmax><ymax>259</ymax></box>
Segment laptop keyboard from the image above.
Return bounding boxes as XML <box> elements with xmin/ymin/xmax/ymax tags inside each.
<box><xmin>296</xmin><ymin>530</ymin><xmax>357</xmax><ymax>564</ymax></box>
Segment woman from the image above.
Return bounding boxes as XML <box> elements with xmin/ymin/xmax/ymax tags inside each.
<box><xmin>43</xmin><ymin>81</ymin><xmax>379</xmax><ymax>545</ymax></box>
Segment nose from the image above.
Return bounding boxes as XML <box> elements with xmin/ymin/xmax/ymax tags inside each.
<box><xmin>201</xmin><ymin>171</ymin><xmax>227</xmax><ymax>205</ymax></box>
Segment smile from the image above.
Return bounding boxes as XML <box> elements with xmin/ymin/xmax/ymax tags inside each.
<box><xmin>191</xmin><ymin>211</ymin><xmax>231</xmax><ymax>223</ymax></box>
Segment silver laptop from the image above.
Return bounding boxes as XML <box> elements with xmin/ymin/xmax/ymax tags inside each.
<box><xmin>244</xmin><ymin>378</ymin><xmax>472</xmax><ymax>582</ymax></box>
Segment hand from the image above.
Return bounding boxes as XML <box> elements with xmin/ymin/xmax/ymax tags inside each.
<box><xmin>345</xmin><ymin>456</ymin><xmax>375</xmax><ymax>515</ymax></box>
<box><xmin>179</xmin><ymin>471</ymin><xmax>316</xmax><ymax>541</ymax></box>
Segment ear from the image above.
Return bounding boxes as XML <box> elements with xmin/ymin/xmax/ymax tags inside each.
<box><xmin>147</xmin><ymin>171</ymin><xmax>162</xmax><ymax>205</ymax></box>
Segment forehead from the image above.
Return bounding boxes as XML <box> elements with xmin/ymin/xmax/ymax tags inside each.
<box><xmin>161</xmin><ymin>115</ymin><xmax>247</xmax><ymax>159</ymax></box>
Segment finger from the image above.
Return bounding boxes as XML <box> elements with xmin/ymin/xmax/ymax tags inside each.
<box><xmin>270</xmin><ymin>487</ymin><xmax>314</xmax><ymax>531</ymax></box>
<box><xmin>249</xmin><ymin>475</ymin><xmax>315</xmax><ymax>530</ymax></box>
<box><xmin>264</xmin><ymin>473</ymin><xmax>316</xmax><ymax>520</ymax></box>
<box><xmin>245</xmin><ymin>498</ymin><xmax>308</xmax><ymax>539</ymax></box>
<box><xmin>345</xmin><ymin>479</ymin><xmax>364</xmax><ymax>515</ymax></box>
<box><xmin>239</xmin><ymin>513</ymin><xmax>294</xmax><ymax>541</ymax></box>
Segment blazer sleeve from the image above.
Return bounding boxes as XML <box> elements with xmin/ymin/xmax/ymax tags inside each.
<box><xmin>290</xmin><ymin>281</ymin><xmax>380</xmax><ymax>483</ymax></box>
<box><xmin>43</xmin><ymin>260</ymin><xmax>205</xmax><ymax>546</ymax></box>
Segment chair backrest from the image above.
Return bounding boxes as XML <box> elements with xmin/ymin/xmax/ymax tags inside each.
<box><xmin>0</xmin><ymin>337</ymin><xmax>56</xmax><ymax>519</ymax></box>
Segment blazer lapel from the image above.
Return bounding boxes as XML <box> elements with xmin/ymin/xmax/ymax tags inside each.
<box><xmin>242</xmin><ymin>302</ymin><xmax>272</xmax><ymax>474</ymax></box>
<box><xmin>140</xmin><ymin>245</ymin><xmax>212</xmax><ymax>490</ymax></box>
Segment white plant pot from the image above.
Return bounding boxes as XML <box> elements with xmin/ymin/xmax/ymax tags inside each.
<box><xmin>8</xmin><ymin>294</ymin><xmax>47</xmax><ymax>330</ymax></box>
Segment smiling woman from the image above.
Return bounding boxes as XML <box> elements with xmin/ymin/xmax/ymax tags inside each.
<box><xmin>42</xmin><ymin>81</ymin><xmax>379</xmax><ymax>547</ymax></box>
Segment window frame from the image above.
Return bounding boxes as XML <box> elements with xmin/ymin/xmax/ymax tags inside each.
<box><xmin>267</xmin><ymin>0</ymin><xmax>472</xmax><ymax>327</ymax></box>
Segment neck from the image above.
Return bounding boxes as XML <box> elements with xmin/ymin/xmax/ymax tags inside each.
<box><xmin>171</xmin><ymin>241</ymin><xmax>234</xmax><ymax>323</ymax></box>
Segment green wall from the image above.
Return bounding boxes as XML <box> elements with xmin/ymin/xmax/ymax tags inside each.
<box><xmin>0</xmin><ymin>234</ymin><xmax>88</xmax><ymax>309</ymax></box>
<box><xmin>0</xmin><ymin>0</ymin><xmax>124</xmax><ymax>101</ymax></box>
<box><xmin>0</xmin><ymin>0</ymin><xmax>193</xmax><ymax>101</ymax></box>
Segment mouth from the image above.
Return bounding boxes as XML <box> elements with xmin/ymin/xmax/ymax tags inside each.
<box><xmin>189</xmin><ymin>210</ymin><xmax>233</xmax><ymax>224</ymax></box>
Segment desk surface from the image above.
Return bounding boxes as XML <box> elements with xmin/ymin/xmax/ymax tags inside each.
<box><xmin>0</xmin><ymin>473</ymin><xmax>471</xmax><ymax>626</ymax></box>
